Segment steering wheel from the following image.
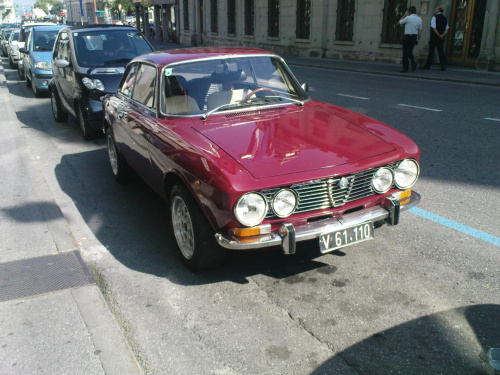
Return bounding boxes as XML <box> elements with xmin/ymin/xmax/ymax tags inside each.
<box><xmin>244</xmin><ymin>87</ymin><xmax>277</xmax><ymax>101</ymax></box>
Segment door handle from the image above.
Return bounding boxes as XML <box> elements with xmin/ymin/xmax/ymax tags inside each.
<box><xmin>117</xmin><ymin>111</ymin><xmax>124</xmax><ymax>120</ymax></box>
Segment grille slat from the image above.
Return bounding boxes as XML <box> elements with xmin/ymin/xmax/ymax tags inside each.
<box><xmin>264</xmin><ymin>161</ymin><xmax>401</xmax><ymax>219</ymax></box>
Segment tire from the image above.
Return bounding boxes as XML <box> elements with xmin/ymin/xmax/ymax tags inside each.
<box><xmin>50</xmin><ymin>89</ymin><xmax>68</xmax><ymax>122</ymax></box>
<box><xmin>26</xmin><ymin>73</ymin><xmax>31</xmax><ymax>87</ymax></box>
<box><xmin>77</xmin><ymin>104</ymin><xmax>99</xmax><ymax>141</ymax></box>
<box><xmin>107</xmin><ymin>129</ymin><xmax>132</xmax><ymax>183</ymax></box>
<box><xmin>170</xmin><ymin>184</ymin><xmax>226</xmax><ymax>270</ymax></box>
<box><xmin>31</xmin><ymin>76</ymin><xmax>42</xmax><ymax>97</ymax></box>
<box><xmin>18</xmin><ymin>67</ymin><xmax>25</xmax><ymax>80</ymax></box>
<box><xmin>9</xmin><ymin>57</ymin><xmax>16</xmax><ymax>69</ymax></box>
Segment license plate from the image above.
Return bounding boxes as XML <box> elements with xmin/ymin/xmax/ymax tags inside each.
<box><xmin>319</xmin><ymin>222</ymin><xmax>374</xmax><ymax>254</ymax></box>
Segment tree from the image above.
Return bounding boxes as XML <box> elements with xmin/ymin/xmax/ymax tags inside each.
<box><xmin>33</xmin><ymin>0</ymin><xmax>64</xmax><ymax>15</ymax></box>
<box><xmin>103</xmin><ymin>0</ymin><xmax>134</xmax><ymax>20</ymax></box>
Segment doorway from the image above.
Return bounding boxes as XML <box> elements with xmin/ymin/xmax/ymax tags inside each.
<box><xmin>447</xmin><ymin>0</ymin><xmax>487</xmax><ymax>65</ymax></box>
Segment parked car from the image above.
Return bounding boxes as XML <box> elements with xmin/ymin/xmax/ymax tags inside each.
<box><xmin>102</xmin><ymin>47</ymin><xmax>422</xmax><ymax>270</ymax></box>
<box><xmin>6</xmin><ymin>29</ymin><xmax>21</xmax><ymax>68</ymax></box>
<box><xmin>1</xmin><ymin>28</ymin><xmax>17</xmax><ymax>57</ymax></box>
<box><xmin>19</xmin><ymin>25</ymin><xmax>64</xmax><ymax>96</ymax></box>
<box><xmin>49</xmin><ymin>25</ymin><xmax>154</xmax><ymax>140</ymax></box>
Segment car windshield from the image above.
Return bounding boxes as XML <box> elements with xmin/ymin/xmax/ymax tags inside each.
<box><xmin>33</xmin><ymin>29</ymin><xmax>59</xmax><ymax>51</ymax></box>
<box><xmin>160</xmin><ymin>56</ymin><xmax>308</xmax><ymax>116</ymax></box>
<box><xmin>73</xmin><ymin>30</ymin><xmax>153</xmax><ymax>67</ymax></box>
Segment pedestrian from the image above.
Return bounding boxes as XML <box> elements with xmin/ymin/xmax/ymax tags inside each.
<box><xmin>421</xmin><ymin>6</ymin><xmax>449</xmax><ymax>71</ymax></box>
<box><xmin>399</xmin><ymin>6</ymin><xmax>422</xmax><ymax>73</ymax></box>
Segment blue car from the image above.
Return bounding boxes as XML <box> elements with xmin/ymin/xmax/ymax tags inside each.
<box><xmin>19</xmin><ymin>25</ymin><xmax>64</xmax><ymax>97</ymax></box>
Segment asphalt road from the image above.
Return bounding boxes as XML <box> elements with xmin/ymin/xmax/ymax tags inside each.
<box><xmin>2</xmin><ymin>56</ymin><xmax>500</xmax><ymax>375</ymax></box>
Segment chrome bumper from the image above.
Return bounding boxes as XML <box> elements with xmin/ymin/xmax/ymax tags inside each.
<box><xmin>215</xmin><ymin>191</ymin><xmax>421</xmax><ymax>253</ymax></box>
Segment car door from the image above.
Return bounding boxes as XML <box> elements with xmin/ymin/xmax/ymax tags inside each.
<box><xmin>116</xmin><ymin>63</ymin><xmax>158</xmax><ymax>182</ymax></box>
<box><xmin>52</xmin><ymin>31</ymin><xmax>75</xmax><ymax>115</ymax></box>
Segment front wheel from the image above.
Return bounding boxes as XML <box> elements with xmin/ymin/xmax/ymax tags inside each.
<box><xmin>18</xmin><ymin>67</ymin><xmax>25</xmax><ymax>80</ymax></box>
<box><xmin>50</xmin><ymin>89</ymin><xmax>68</xmax><ymax>122</ymax></box>
<box><xmin>170</xmin><ymin>184</ymin><xmax>225</xmax><ymax>270</ymax></box>
<box><xmin>31</xmin><ymin>76</ymin><xmax>42</xmax><ymax>97</ymax></box>
<box><xmin>77</xmin><ymin>105</ymin><xmax>99</xmax><ymax>141</ymax></box>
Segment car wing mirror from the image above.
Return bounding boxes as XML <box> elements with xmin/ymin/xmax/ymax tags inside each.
<box><xmin>54</xmin><ymin>59</ymin><xmax>70</xmax><ymax>68</ymax></box>
<box><xmin>301</xmin><ymin>83</ymin><xmax>309</xmax><ymax>93</ymax></box>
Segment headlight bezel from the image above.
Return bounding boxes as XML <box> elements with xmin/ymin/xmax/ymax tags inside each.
<box><xmin>234</xmin><ymin>192</ymin><xmax>268</xmax><ymax>227</ymax></box>
<box><xmin>272</xmin><ymin>188</ymin><xmax>298</xmax><ymax>218</ymax></box>
<box><xmin>34</xmin><ymin>61</ymin><xmax>52</xmax><ymax>70</ymax></box>
<box><xmin>394</xmin><ymin>159</ymin><xmax>420</xmax><ymax>189</ymax></box>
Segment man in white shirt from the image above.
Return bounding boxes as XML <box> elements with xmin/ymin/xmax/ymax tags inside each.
<box><xmin>422</xmin><ymin>6</ymin><xmax>449</xmax><ymax>70</ymax></box>
<box><xmin>399</xmin><ymin>6</ymin><xmax>422</xmax><ymax>73</ymax></box>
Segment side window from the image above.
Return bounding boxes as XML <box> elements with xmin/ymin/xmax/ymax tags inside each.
<box><xmin>54</xmin><ymin>32</ymin><xmax>70</xmax><ymax>61</ymax></box>
<box><xmin>119</xmin><ymin>63</ymin><xmax>138</xmax><ymax>98</ymax></box>
<box><xmin>131</xmin><ymin>64</ymin><xmax>157</xmax><ymax>109</ymax></box>
<box><xmin>26</xmin><ymin>30</ymin><xmax>33</xmax><ymax>50</ymax></box>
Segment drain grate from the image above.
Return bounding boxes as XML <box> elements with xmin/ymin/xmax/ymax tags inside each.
<box><xmin>0</xmin><ymin>251</ymin><xmax>95</xmax><ymax>302</ymax></box>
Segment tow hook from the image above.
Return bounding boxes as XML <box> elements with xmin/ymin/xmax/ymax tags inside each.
<box><xmin>279</xmin><ymin>223</ymin><xmax>296</xmax><ymax>255</ymax></box>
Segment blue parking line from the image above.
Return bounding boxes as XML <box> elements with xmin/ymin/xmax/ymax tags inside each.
<box><xmin>408</xmin><ymin>207</ymin><xmax>500</xmax><ymax>248</ymax></box>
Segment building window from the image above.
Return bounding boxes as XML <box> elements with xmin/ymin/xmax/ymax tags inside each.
<box><xmin>228</xmin><ymin>0</ymin><xmax>236</xmax><ymax>34</ymax></box>
<box><xmin>245</xmin><ymin>0</ymin><xmax>255</xmax><ymax>36</ymax></box>
<box><xmin>296</xmin><ymin>0</ymin><xmax>311</xmax><ymax>40</ymax></box>
<box><xmin>183</xmin><ymin>0</ymin><xmax>189</xmax><ymax>31</ymax></box>
<box><xmin>268</xmin><ymin>0</ymin><xmax>279</xmax><ymax>38</ymax></box>
<box><xmin>381</xmin><ymin>0</ymin><xmax>406</xmax><ymax>44</ymax></box>
<box><xmin>336</xmin><ymin>0</ymin><xmax>355</xmax><ymax>41</ymax></box>
<box><xmin>210</xmin><ymin>0</ymin><xmax>218</xmax><ymax>33</ymax></box>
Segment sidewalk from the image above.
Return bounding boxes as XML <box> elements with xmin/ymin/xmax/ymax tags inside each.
<box><xmin>0</xmin><ymin>63</ymin><xmax>142</xmax><ymax>375</ymax></box>
<box><xmin>151</xmin><ymin>40</ymin><xmax>500</xmax><ymax>87</ymax></box>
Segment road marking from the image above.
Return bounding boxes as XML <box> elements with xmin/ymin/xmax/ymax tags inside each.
<box><xmin>398</xmin><ymin>104</ymin><xmax>442</xmax><ymax>112</ymax></box>
<box><xmin>337</xmin><ymin>94</ymin><xmax>370</xmax><ymax>100</ymax></box>
<box><xmin>409</xmin><ymin>207</ymin><xmax>500</xmax><ymax>248</ymax></box>
<box><xmin>484</xmin><ymin>118</ymin><xmax>500</xmax><ymax>122</ymax></box>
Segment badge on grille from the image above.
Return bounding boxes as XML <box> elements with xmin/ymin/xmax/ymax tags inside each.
<box><xmin>339</xmin><ymin>177</ymin><xmax>349</xmax><ymax>189</ymax></box>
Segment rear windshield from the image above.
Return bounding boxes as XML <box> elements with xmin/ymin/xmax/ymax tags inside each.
<box><xmin>73</xmin><ymin>29</ymin><xmax>153</xmax><ymax>67</ymax></box>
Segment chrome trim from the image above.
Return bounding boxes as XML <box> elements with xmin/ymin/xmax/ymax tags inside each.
<box><xmin>215</xmin><ymin>190</ymin><xmax>421</xmax><ymax>251</ymax></box>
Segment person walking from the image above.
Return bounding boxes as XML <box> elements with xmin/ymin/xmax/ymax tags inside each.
<box><xmin>399</xmin><ymin>6</ymin><xmax>422</xmax><ymax>73</ymax></box>
<box><xmin>422</xmin><ymin>6</ymin><xmax>449</xmax><ymax>70</ymax></box>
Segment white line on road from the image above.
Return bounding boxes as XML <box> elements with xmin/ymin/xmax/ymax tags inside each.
<box><xmin>398</xmin><ymin>104</ymin><xmax>442</xmax><ymax>112</ymax></box>
<box><xmin>337</xmin><ymin>94</ymin><xmax>370</xmax><ymax>100</ymax></box>
<box><xmin>484</xmin><ymin>117</ymin><xmax>500</xmax><ymax>122</ymax></box>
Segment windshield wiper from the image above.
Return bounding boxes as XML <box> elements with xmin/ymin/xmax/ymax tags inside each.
<box><xmin>202</xmin><ymin>102</ymin><xmax>249</xmax><ymax>120</ymax></box>
<box><xmin>258</xmin><ymin>95</ymin><xmax>304</xmax><ymax>106</ymax></box>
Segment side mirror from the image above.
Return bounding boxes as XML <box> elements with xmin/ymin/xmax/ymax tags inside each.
<box><xmin>19</xmin><ymin>47</ymin><xmax>27</xmax><ymax>54</ymax></box>
<box><xmin>54</xmin><ymin>59</ymin><xmax>70</xmax><ymax>68</ymax></box>
<box><xmin>301</xmin><ymin>83</ymin><xmax>309</xmax><ymax>93</ymax></box>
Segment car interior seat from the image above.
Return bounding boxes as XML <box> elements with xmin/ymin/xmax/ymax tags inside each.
<box><xmin>207</xmin><ymin>63</ymin><xmax>248</xmax><ymax>110</ymax></box>
<box><xmin>164</xmin><ymin>75</ymin><xmax>200</xmax><ymax>114</ymax></box>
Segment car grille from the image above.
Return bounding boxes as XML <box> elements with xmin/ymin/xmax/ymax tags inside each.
<box><xmin>261</xmin><ymin>161</ymin><xmax>400</xmax><ymax>219</ymax></box>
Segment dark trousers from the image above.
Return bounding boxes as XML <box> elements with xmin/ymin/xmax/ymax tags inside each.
<box><xmin>424</xmin><ymin>37</ymin><xmax>446</xmax><ymax>69</ymax></box>
<box><xmin>402</xmin><ymin>34</ymin><xmax>418</xmax><ymax>71</ymax></box>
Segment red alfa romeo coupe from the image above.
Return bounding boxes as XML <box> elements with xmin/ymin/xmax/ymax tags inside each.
<box><xmin>103</xmin><ymin>47</ymin><xmax>421</xmax><ymax>270</ymax></box>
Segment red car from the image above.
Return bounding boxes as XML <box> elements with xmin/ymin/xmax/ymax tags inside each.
<box><xmin>103</xmin><ymin>47</ymin><xmax>421</xmax><ymax>270</ymax></box>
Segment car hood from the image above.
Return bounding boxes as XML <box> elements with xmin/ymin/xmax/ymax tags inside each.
<box><xmin>31</xmin><ymin>51</ymin><xmax>52</xmax><ymax>64</ymax></box>
<box><xmin>195</xmin><ymin>102</ymin><xmax>398</xmax><ymax>179</ymax></box>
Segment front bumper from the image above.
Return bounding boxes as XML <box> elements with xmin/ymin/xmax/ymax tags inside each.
<box><xmin>215</xmin><ymin>190</ymin><xmax>421</xmax><ymax>253</ymax></box>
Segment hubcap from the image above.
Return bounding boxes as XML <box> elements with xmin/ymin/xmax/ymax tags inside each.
<box><xmin>107</xmin><ymin>133</ymin><xmax>119</xmax><ymax>176</ymax></box>
<box><xmin>171</xmin><ymin>196</ymin><xmax>195</xmax><ymax>259</ymax></box>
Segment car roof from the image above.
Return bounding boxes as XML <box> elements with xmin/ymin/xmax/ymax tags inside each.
<box><xmin>68</xmin><ymin>24</ymin><xmax>139</xmax><ymax>32</ymax></box>
<box><xmin>133</xmin><ymin>47</ymin><xmax>281</xmax><ymax>67</ymax></box>
<box><xmin>31</xmin><ymin>25</ymin><xmax>64</xmax><ymax>31</ymax></box>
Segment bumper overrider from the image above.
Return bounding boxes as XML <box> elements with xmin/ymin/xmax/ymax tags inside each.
<box><xmin>215</xmin><ymin>190</ymin><xmax>421</xmax><ymax>254</ymax></box>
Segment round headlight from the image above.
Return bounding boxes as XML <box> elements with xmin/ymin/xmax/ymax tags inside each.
<box><xmin>234</xmin><ymin>193</ymin><xmax>268</xmax><ymax>227</ymax></box>
<box><xmin>394</xmin><ymin>159</ymin><xmax>419</xmax><ymax>189</ymax></box>
<box><xmin>272</xmin><ymin>189</ymin><xmax>297</xmax><ymax>218</ymax></box>
<box><xmin>372</xmin><ymin>167</ymin><xmax>393</xmax><ymax>193</ymax></box>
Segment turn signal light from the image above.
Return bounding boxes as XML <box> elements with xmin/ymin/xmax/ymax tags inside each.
<box><xmin>234</xmin><ymin>224</ymin><xmax>271</xmax><ymax>237</ymax></box>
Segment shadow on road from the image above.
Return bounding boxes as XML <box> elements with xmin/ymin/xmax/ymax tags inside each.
<box><xmin>312</xmin><ymin>304</ymin><xmax>500</xmax><ymax>375</ymax></box>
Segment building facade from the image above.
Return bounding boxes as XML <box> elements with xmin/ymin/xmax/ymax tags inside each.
<box><xmin>0</xmin><ymin>0</ymin><xmax>15</xmax><ymax>24</ymax></box>
<box><xmin>170</xmin><ymin>0</ymin><xmax>499</xmax><ymax>71</ymax></box>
